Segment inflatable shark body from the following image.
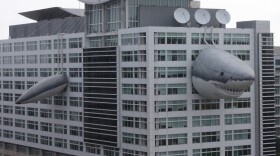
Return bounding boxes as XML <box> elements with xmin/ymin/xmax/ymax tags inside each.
<box><xmin>16</xmin><ymin>73</ymin><xmax>68</xmax><ymax>104</ymax></box>
<box><xmin>192</xmin><ymin>48</ymin><xmax>255</xmax><ymax>99</ymax></box>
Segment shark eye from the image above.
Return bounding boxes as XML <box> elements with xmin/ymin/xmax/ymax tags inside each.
<box><xmin>220</xmin><ymin>72</ymin><xmax>224</xmax><ymax>76</ymax></box>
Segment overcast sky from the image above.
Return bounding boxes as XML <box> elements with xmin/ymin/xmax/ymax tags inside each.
<box><xmin>0</xmin><ymin>0</ymin><xmax>279</xmax><ymax>45</ymax></box>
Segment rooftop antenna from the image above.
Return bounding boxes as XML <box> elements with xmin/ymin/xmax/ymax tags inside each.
<box><xmin>195</xmin><ymin>9</ymin><xmax>211</xmax><ymax>25</ymax></box>
<box><xmin>216</xmin><ymin>10</ymin><xmax>231</xmax><ymax>25</ymax></box>
<box><xmin>174</xmin><ymin>8</ymin><xmax>190</xmax><ymax>25</ymax></box>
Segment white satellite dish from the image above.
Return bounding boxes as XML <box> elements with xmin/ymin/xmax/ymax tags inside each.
<box><xmin>216</xmin><ymin>10</ymin><xmax>231</xmax><ymax>24</ymax></box>
<box><xmin>195</xmin><ymin>9</ymin><xmax>211</xmax><ymax>25</ymax></box>
<box><xmin>174</xmin><ymin>8</ymin><xmax>190</xmax><ymax>24</ymax></box>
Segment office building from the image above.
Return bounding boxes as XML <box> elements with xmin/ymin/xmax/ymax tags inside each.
<box><xmin>0</xmin><ymin>0</ymin><xmax>275</xmax><ymax>156</ymax></box>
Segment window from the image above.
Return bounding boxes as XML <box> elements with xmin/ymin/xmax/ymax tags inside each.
<box><xmin>155</xmin><ymin>117</ymin><xmax>187</xmax><ymax>129</ymax></box>
<box><xmin>192</xmin><ymin>115</ymin><xmax>220</xmax><ymax>127</ymax></box>
<box><xmin>70</xmin><ymin>97</ymin><xmax>83</xmax><ymax>107</ymax></box>
<box><xmin>40</xmin><ymin>122</ymin><xmax>52</xmax><ymax>132</ymax></box>
<box><xmin>27</xmin><ymin>134</ymin><xmax>38</xmax><ymax>143</ymax></box>
<box><xmin>123</xmin><ymin>132</ymin><xmax>147</xmax><ymax>146</ymax></box>
<box><xmin>15</xmin><ymin>106</ymin><xmax>25</xmax><ymax>115</ymax></box>
<box><xmin>192</xmin><ymin>99</ymin><xmax>220</xmax><ymax>110</ymax></box>
<box><xmin>123</xmin><ymin>149</ymin><xmax>148</xmax><ymax>156</ymax></box>
<box><xmin>70</xmin><ymin>126</ymin><xmax>83</xmax><ymax>136</ymax></box>
<box><xmin>55</xmin><ymin>138</ymin><xmax>67</xmax><ymax>149</ymax></box>
<box><xmin>26</xmin><ymin>41</ymin><xmax>37</xmax><ymax>51</ymax></box>
<box><xmin>224</xmin><ymin>98</ymin><xmax>250</xmax><ymax>109</ymax></box>
<box><xmin>225</xmin><ymin>145</ymin><xmax>251</xmax><ymax>156</ymax></box>
<box><xmin>69</xmin><ymin>111</ymin><xmax>83</xmax><ymax>122</ymax></box>
<box><xmin>154</xmin><ymin>32</ymin><xmax>165</xmax><ymax>44</ymax></box>
<box><xmin>3</xmin><ymin>68</ymin><xmax>13</xmax><ymax>77</ymax></box>
<box><xmin>39</xmin><ymin>98</ymin><xmax>52</xmax><ymax>105</ymax></box>
<box><xmin>155</xmin><ymin>133</ymin><xmax>187</xmax><ymax>146</ymax></box>
<box><xmin>3</xmin><ymin>56</ymin><xmax>12</xmax><ymax>64</ymax></box>
<box><xmin>155</xmin><ymin>100</ymin><xmax>187</xmax><ymax>112</ymax></box>
<box><xmin>122</xmin><ymin>116</ymin><xmax>147</xmax><ymax>129</ymax></box>
<box><xmin>14</xmin><ymin>68</ymin><xmax>25</xmax><ymax>77</ymax></box>
<box><xmin>54</xmin><ymin>54</ymin><xmax>66</xmax><ymax>63</ymax></box>
<box><xmin>15</xmin><ymin>81</ymin><xmax>25</xmax><ymax>90</ymax></box>
<box><xmin>40</xmin><ymin>109</ymin><xmax>52</xmax><ymax>118</ymax></box>
<box><xmin>122</xmin><ymin>67</ymin><xmax>146</xmax><ymax>78</ymax></box>
<box><xmin>3</xmin><ymin>130</ymin><xmax>13</xmax><ymax>138</ymax></box>
<box><xmin>193</xmin><ymin>148</ymin><xmax>220</xmax><ymax>156</ymax></box>
<box><xmin>154</xmin><ymin>32</ymin><xmax>186</xmax><ymax>44</ymax></box>
<box><xmin>70</xmin><ymin>140</ymin><xmax>83</xmax><ymax>151</ymax></box>
<box><xmin>227</xmin><ymin>50</ymin><xmax>250</xmax><ymax>61</ymax></box>
<box><xmin>154</xmin><ymin>84</ymin><xmax>186</xmax><ymax>95</ymax></box>
<box><xmin>122</xmin><ymin>50</ymin><xmax>146</xmax><ymax>62</ymax></box>
<box><xmin>40</xmin><ymin>68</ymin><xmax>52</xmax><ymax>77</ymax></box>
<box><xmin>14</xmin><ymin>42</ymin><xmax>24</xmax><ymax>51</ymax></box>
<box><xmin>105</xmin><ymin>35</ymin><xmax>118</xmax><ymax>46</ymax></box>
<box><xmin>122</xmin><ymin>84</ymin><xmax>146</xmax><ymax>95</ymax></box>
<box><xmin>54</xmin><ymin>110</ymin><xmax>67</xmax><ymax>120</ymax></box>
<box><xmin>225</xmin><ymin>113</ymin><xmax>251</xmax><ymax>125</ymax></box>
<box><xmin>155</xmin><ymin>50</ymin><xmax>186</xmax><ymax>61</ymax></box>
<box><xmin>2</xmin><ymin>43</ymin><xmax>12</xmax><ymax>52</ymax></box>
<box><xmin>27</xmin><ymin>68</ymin><xmax>38</xmax><ymax>77</ymax></box>
<box><xmin>27</xmin><ymin>108</ymin><xmax>38</xmax><ymax>117</ymax></box>
<box><xmin>27</xmin><ymin>81</ymin><xmax>37</xmax><ymax>89</ymax></box>
<box><xmin>53</xmin><ymin>39</ymin><xmax>66</xmax><ymax>49</ymax></box>
<box><xmin>54</xmin><ymin>124</ymin><xmax>67</xmax><ymax>134</ymax></box>
<box><xmin>15</xmin><ymin>132</ymin><xmax>25</xmax><ymax>141</ymax></box>
<box><xmin>88</xmin><ymin>5</ymin><xmax>102</xmax><ymax>33</ymax></box>
<box><xmin>86</xmin><ymin>143</ymin><xmax>101</xmax><ymax>154</ymax></box>
<box><xmin>27</xmin><ymin>121</ymin><xmax>38</xmax><ymax>130</ymax></box>
<box><xmin>69</xmin><ymin>82</ymin><xmax>82</xmax><ymax>92</ymax></box>
<box><xmin>69</xmin><ymin>53</ymin><xmax>82</xmax><ymax>63</ymax></box>
<box><xmin>40</xmin><ymin>54</ymin><xmax>52</xmax><ymax>63</ymax></box>
<box><xmin>154</xmin><ymin>67</ymin><xmax>186</xmax><ymax>78</ymax></box>
<box><xmin>69</xmin><ymin>68</ymin><xmax>83</xmax><ymax>77</ymax></box>
<box><xmin>89</xmin><ymin>36</ymin><xmax>102</xmax><ymax>47</ymax></box>
<box><xmin>40</xmin><ymin>136</ymin><xmax>52</xmax><ymax>146</ymax></box>
<box><xmin>69</xmin><ymin>38</ymin><xmax>82</xmax><ymax>48</ymax></box>
<box><xmin>192</xmin><ymin>131</ymin><xmax>220</xmax><ymax>143</ymax></box>
<box><xmin>122</xmin><ymin>100</ymin><xmax>147</xmax><ymax>112</ymax></box>
<box><xmin>3</xmin><ymin>117</ymin><xmax>13</xmax><ymax>126</ymax></box>
<box><xmin>26</xmin><ymin>55</ymin><xmax>37</xmax><ymax>64</ymax></box>
<box><xmin>106</xmin><ymin>3</ymin><xmax>121</xmax><ymax>32</ymax></box>
<box><xmin>225</xmin><ymin>129</ymin><xmax>251</xmax><ymax>141</ymax></box>
<box><xmin>121</xmin><ymin>33</ymin><xmax>146</xmax><ymax>45</ymax></box>
<box><xmin>3</xmin><ymin>105</ymin><xmax>13</xmax><ymax>113</ymax></box>
<box><xmin>3</xmin><ymin>81</ymin><xmax>13</xmax><ymax>89</ymax></box>
<box><xmin>191</xmin><ymin>33</ymin><xmax>219</xmax><ymax>45</ymax></box>
<box><xmin>40</xmin><ymin>40</ymin><xmax>52</xmax><ymax>50</ymax></box>
<box><xmin>54</xmin><ymin>96</ymin><xmax>67</xmax><ymax>106</ymax></box>
<box><xmin>155</xmin><ymin>150</ymin><xmax>187</xmax><ymax>156</ymax></box>
<box><xmin>3</xmin><ymin>93</ymin><xmax>13</xmax><ymax>102</ymax></box>
<box><xmin>14</xmin><ymin>55</ymin><xmax>25</xmax><ymax>64</ymax></box>
<box><xmin>224</xmin><ymin>33</ymin><xmax>250</xmax><ymax>45</ymax></box>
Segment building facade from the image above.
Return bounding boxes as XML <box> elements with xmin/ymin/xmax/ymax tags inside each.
<box><xmin>275</xmin><ymin>46</ymin><xmax>280</xmax><ymax>137</ymax></box>
<box><xmin>0</xmin><ymin>0</ymin><xmax>275</xmax><ymax>156</ymax></box>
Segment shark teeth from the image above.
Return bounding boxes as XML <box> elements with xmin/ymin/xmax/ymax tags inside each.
<box><xmin>213</xmin><ymin>83</ymin><xmax>244</xmax><ymax>95</ymax></box>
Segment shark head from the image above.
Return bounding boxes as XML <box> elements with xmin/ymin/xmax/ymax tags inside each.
<box><xmin>192</xmin><ymin>48</ymin><xmax>255</xmax><ymax>99</ymax></box>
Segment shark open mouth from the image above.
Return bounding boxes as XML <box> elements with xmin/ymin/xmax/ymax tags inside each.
<box><xmin>213</xmin><ymin>83</ymin><xmax>244</xmax><ymax>96</ymax></box>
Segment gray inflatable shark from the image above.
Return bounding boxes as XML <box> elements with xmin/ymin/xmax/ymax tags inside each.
<box><xmin>192</xmin><ymin>48</ymin><xmax>255</xmax><ymax>98</ymax></box>
<box><xmin>16</xmin><ymin>73</ymin><xmax>68</xmax><ymax>104</ymax></box>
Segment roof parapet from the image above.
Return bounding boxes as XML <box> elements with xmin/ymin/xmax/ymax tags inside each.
<box><xmin>19</xmin><ymin>7</ymin><xmax>84</xmax><ymax>22</ymax></box>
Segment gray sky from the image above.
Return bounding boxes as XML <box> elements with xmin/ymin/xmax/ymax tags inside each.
<box><xmin>0</xmin><ymin>0</ymin><xmax>279</xmax><ymax>45</ymax></box>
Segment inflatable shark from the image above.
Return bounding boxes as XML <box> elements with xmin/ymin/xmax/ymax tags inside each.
<box><xmin>192</xmin><ymin>48</ymin><xmax>255</xmax><ymax>98</ymax></box>
<box><xmin>16</xmin><ymin>73</ymin><xmax>68</xmax><ymax>104</ymax></box>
